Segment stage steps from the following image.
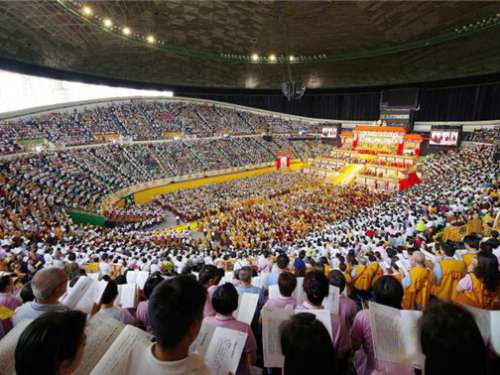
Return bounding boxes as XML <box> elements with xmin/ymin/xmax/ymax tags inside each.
<box><xmin>331</xmin><ymin>163</ymin><xmax>364</xmax><ymax>186</ymax></box>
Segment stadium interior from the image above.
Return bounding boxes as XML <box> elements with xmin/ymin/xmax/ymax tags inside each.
<box><xmin>0</xmin><ymin>1</ymin><xmax>499</xmax><ymax>375</ymax></box>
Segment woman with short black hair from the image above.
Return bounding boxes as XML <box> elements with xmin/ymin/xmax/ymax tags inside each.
<box><xmin>15</xmin><ymin>310</ymin><xmax>87</xmax><ymax>375</ymax></box>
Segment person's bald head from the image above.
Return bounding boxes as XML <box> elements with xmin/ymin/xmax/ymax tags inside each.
<box><xmin>32</xmin><ymin>267</ymin><xmax>68</xmax><ymax>303</ymax></box>
<box><xmin>413</xmin><ymin>251</ymin><xmax>425</xmax><ymax>266</ymax></box>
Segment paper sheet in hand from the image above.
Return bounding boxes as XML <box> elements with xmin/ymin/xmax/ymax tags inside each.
<box><xmin>268</xmin><ymin>284</ymin><xmax>280</xmax><ymax>300</ymax></box>
<box><xmin>323</xmin><ymin>285</ymin><xmax>340</xmax><ymax>315</ymax></box>
<box><xmin>190</xmin><ymin>321</ymin><xmax>217</xmax><ymax>357</ymax></box>
<box><xmin>204</xmin><ymin>327</ymin><xmax>247</xmax><ymax>375</ymax></box>
<box><xmin>369</xmin><ymin>301</ymin><xmax>424</xmax><ymax>368</ymax></box>
<box><xmin>75</xmin><ymin>314</ymin><xmax>125</xmax><ymax>375</ymax></box>
<box><xmin>126</xmin><ymin>271</ymin><xmax>149</xmax><ymax>289</ymax></box>
<box><xmin>61</xmin><ymin>277</ymin><xmax>108</xmax><ymax>313</ymax></box>
<box><xmin>462</xmin><ymin>304</ymin><xmax>500</xmax><ymax>355</ymax></box>
<box><xmin>262</xmin><ymin>308</ymin><xmax>293</xmax><ymax>368</ymax></box>
<box><xmin>295</xmin><ymin>308</ymin><xmax>332</xmax><ymax>339</ymax></box>
<box><xmin>234</xmin><ymin>293</ymin><xmax>259</xmax><ymax>325</ymax></box>
<box><xmin>0</xmin><ymin>319</ymin><xmax>32</xmax><ymax>375</ymax></box>
<box><xmin>90</xmin><ymin>325</ymin><xmax>152</xmax><ymax>375</ymax></box>
<box><xmin>293</xmin><ymin>277</ymin><xmax>305</xmax><ymax>306</ymax></box>
<box><xmin>117</xmin><ymin>284</ymin><xmax>136</xmax><ymax>309</ymax></box>
<box><xmin>252</xmin><ymin>276</ymin><xmax>262</xmax><ymax>288</ymax></box>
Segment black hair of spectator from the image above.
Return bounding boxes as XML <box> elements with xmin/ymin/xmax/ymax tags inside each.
<box><xmin>0</xmin><ymin>275</ymin><xmax>11</xmax><ymax>292</ymax></box>
<box><xmin>198</xmin><ymin>265</ymin><xmax>219</xmax><ymax>285</ymax></box>
<box><xmin>19</xmin><ymin>282</ymin><xmax>35</xmax><ymax>303</ymax></box>
<box><xmin>100</xmin><ymin>280</ymin><xmax>118</xmax><ymax>305</ymax></box>
<box><xmin>277</xmin><ymin>254</ymin><xmax>290</xmax><ymax>269</ymax></box>
<box><xmin>212</xmin><ymin>283</ymin><xmax>239</xmax><ymax>315</ymax></box>
<box><xmin>372</xmin><ymin>275</ymin><xmax>403</xmax><ymax>309</ymax></box>
<box><xmin>280</xmin><ymin>312</ymin><xmax>337</xmax><ymax>375</ymax></box>
<box><xmin>328</xmin><ymin>270</ymin><xmax>346</xmax><ymax>294</ymax></box>
<box><xmin>15</xmin><ymin>310</ymin><xmax>86</xmax><ymax>375</ymax></box>
<box><xmin>419</xmin><ymin>300</ymin><xmax>487</xmax><ymax>375</ymax></box>
<box><xmin>143</xmin><ymin>272</ymin><xmax>164</xmax><ymax>299</ymax></box>
<box><xmin>475</xmin><ymin>252</ymin><xmax>500</xmax><ymax>292</ymax></box>
<box><xmin>149</xmin><ymin>275</ymin><xmax>206</xmax><ymax>349</ymax></box>
<box><xmin>303</xmin><ymin>270</ymin><xmax>329</xmax><ymax>306</ymax></box>
<box><xmin>278</xmin><ymin>272</ymin><xmax>297</xmax><ymax>297</ymax></box>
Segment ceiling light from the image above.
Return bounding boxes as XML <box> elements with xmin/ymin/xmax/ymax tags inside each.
<box><xmin>251</xmin><ymin>53</ymin><xmax>259</xmax><ymax>62</ymax></box>
<box><xmin>122</xmin><ymin>27</ymin><xmax>131</xmax><ymax>36</ymax></box>
<box><xmin>289</xmin><ymin>55</ymin><xmax>295</xmax><ymax>62</ymax></box>
<box><xmin>146</xmin><ymin>35</ymin><xmax>156</xmax><ymax>43</ymax></box>
<box><xmin>268</xmin><ymin>54</ymin><xmax>276</xmax><ymax>62</ymax></box>
<box><xmin>103</xmin><ymin>18</ymin><xmax>113</xmax><ymax>28</ymax></box>
<box><xmin>82</xmin><ymin>6</ymin><xmax>93</xmax><ymax>16</ymax></box>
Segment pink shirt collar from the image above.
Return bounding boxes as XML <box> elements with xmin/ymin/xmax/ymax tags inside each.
<box><xmin>215</xmin><ymin>314</ymin><xmax>235</xmax><ymax>321</ymax></box>
<box><xmin>301</xmin><ymin>301</ymin><xmax>323</xmax><ymax>310</ymax></box>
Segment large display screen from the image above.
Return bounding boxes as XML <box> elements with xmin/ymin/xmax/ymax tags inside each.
<box><xmin>321</xmin><ymin>127</ymin><xmax>338</xmax><ymax>138</ymax></box>
<box><xmin>429</xmin><ymin>130</ymin><xmax>460</xmax><ymax>146</ymax></box>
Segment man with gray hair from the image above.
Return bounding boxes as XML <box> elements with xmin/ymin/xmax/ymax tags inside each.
<box><xmin>12</xmin><ymin>267</ymin><xmax>69</xmax><ymax>325</ymax></box>
<box><xmin>235</xmin><ymin>266</ymin><xmax>264</xmax><ymax>306</ymax></box>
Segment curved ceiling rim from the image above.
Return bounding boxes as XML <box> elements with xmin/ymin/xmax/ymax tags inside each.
<box><xmin>56</xmin><ymin>0</ymin><xmax>500</xmax><ymax>65</ymax></box>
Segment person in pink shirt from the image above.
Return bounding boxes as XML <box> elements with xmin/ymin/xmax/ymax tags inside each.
<box><xmin>257</xmin><ymin>251</ymin><xmax>273</xmax><ymax>273</ymax></box>
<box><xmin>351</xmin><ymin>276</ymin><xmax>414</xmax><ymax>375</ymax></box>
<box><xmin>135</xmin><ymin>272</ymin><xmax>163</xmax><ymax>332</ymax></box>
<box><xmin>297</xmin><ymin>270</ymin><xmax>350</xmax><ymax>359</ymax></box>
<box><xmin>262</xmin><ymin>271</ymin><xmax>297</xmax><ymax>310</ymax></box>
<box><xmin>328</xmin><ymin>270</ymin><xmax>358</xmax><ymax>330</ymax></box>
<box><xmin>203</xmin><ymin>283</ymin><xmax>257</xmax><ymax>375</ymax></box>
<box><xmin>198</xmin><ymin>265</ymin><xmax>222</xmax><ymax>318</ymax></box>
<box><xmin>0</xmin><ymin>274</ymin><xmax>22</xmax><ymax>338</ymax></box>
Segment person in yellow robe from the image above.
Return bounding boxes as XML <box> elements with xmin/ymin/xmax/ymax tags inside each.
<box><xmin>462</xmin><ymin>235</ymin><xmax>480</xmax><ymax>269</ymax></box>
<box><xmin>454</xmin><ymin>252</ymin><xmax>500</xmax><ymax>309</ymax></box>
<box><xmin>465</xmin><ymin>213</ymin><xmax>483</xmax><ymax>236</ymax></box>
<box><xmin>431</xmin><ymin>243</ymin><xmax>466</xmax><ymax>301</ymax></box>
<box><xmin>402</xmin><ymin>251</ymin><xmax>433</xmax><ymax>310</ymax></box>
<box><xmin>351</xmin><ymin>258</ymin><xmax>374</xmax><ymax>303</ymax></box>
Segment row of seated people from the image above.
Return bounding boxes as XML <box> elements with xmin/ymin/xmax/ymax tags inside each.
<box><xmin>0</xmin><ymin>140</ymin><xmax>496</xmax><ymax>260</ymax></box>
<box><xmin>151</xmin><ymin>172</ymin><xmax>315</xmax><ymax>222</ymax></box>
<box><xmin>0</xmin><ymin>100</ymin><xmax>317</xmax><ymax>152</ymax></box>
<box><xmin>463</xmin><ymin>126</ymin><xmax>500</xmax><ymax>143</ymax></box>
<box><xmin>0</xmin><ymin>141</ymin><xmax>498</xmax><ymax>373</ymax></box>
<box><xmin>1</xmin><ymin>248</ymin><xmax>498</xmax><ymax>375</ymax></box>
<box><xmin>0</xmin><ymin>137</ymin><xmax>323</xmax><ymax>236</ymax></box>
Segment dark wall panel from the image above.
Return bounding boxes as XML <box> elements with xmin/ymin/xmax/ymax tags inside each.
<box><xmin>187</xmin><ymin>92</ymin><xmax>381</xmax><ymax>121</ymax></box>
<box><xmin>416</xmin><ymin>83</ymin><xmax>500</xmax><ymax>121</ymax></box>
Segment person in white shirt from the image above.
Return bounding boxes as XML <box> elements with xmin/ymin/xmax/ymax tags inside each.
<box><xmin>98</xmin><ymin>253</ymin><xmax>112</xmax><ymax>278</ymax></box>
<box><xmin>126</xmin><ymin>276</ymin><xmax>212</xmax><ymax>375</ymax></box>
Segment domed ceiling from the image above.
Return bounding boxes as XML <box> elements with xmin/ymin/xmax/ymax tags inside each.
<box><xmin>0</xmin><ymin>0</ymin><xmax>499</xmax><ymax>89</ymax></box>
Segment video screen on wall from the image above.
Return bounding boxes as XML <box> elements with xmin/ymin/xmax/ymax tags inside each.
<box><xmin>321</xmin><ymin>124</ymin><xmax>340</xmax><ymax>138</ymax></box>
<box><xmin>429</xmin><ymin>130</ymin><xmax>460</xmax><ymax>146</ymax></box>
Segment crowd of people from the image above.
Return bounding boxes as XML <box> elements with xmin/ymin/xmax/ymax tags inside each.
<box><xmin>0</xmin><ymin>136</ymin><xmax>326</xmax><ymax>236</ymax></box>
<box><xmin>151</xmin><ymin>172</ymin><xmax>312</xmax><ymax>221</ymax></box>
<box><xmin>0</xmin><ymin>99</ymin><xmax>320</xmax><ymax>151</ymax></box>
<box><xmin>463</xmin><ymin>126</ymin><xmax>500</xmax><ymax>143</ymax></box>
<box><xmin>0</xmin><ymin>121</ymin><xmax>498</xmax><ymax>374</ymax></box>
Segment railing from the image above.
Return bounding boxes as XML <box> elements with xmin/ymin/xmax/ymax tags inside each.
<box><xmin>100</xmin><ymin>162</ymin><xmax>276</xmax><ymax>209</ymax></box>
